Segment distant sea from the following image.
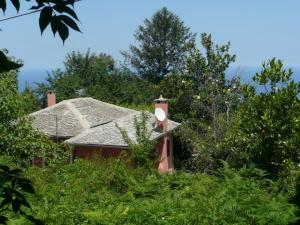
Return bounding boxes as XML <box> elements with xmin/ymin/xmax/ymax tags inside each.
<box><xmin>18</xmin><ymin>68</ymin><xmax>50</xmax><ymax>91</ymax></box>
<box><xmin>18</xmin><ymin>66</ymin><xmax>300</xmax><ymax>92</ymax></box>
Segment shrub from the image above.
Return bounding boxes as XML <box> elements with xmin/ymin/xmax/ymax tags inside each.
<box><xmin>117</xmin><ymin>112</ymin><xmax>156</xmax><ymax>168</ymax></box>
<box><xmin>7</xmin><ymin>159</ymin><xmax>297</xmax><ymax>225</ymax></box>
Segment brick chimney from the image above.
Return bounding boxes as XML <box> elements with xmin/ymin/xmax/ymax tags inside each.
<box><xmin>154</xmin><ymin>95</ymin><xmax>168</xmax><ymax>132</ymax></box>
<box><xmin>47</xmin><ymin>91</ymin><xmax>56</xmax><ymax>107</ymax></box>
<box><xmin>154</xmin><ymin>95</ymin><xmax>174</xmax><ymax>173</ymax></box>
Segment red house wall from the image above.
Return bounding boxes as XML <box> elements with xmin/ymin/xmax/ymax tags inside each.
<box><xmin>72</xmin><ymin>135</ymin><xmax>174</xmax><ymax>172</ymax></box>
<box><xmin>34</xmin><ymin>135</ymin><xmax>174</xmax><ymax>172</ymax></box>
<box><xmin>73</xmin><ymin>146</ymin><xmax>124</xmax><ymax>160</ymax></box>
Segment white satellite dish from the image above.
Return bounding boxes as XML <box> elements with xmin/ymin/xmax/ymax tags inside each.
<box><xmin>155</xmin><ymin>108</ymin><xmax>166</xmax><ymax>122</ymax></box>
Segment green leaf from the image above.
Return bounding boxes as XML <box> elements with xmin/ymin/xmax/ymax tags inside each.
<box><xmin>39</xmin><ymin>7</ymin><xmax>53</xmax><ymax>34</ymax></box>
<box><xmin>58</xmin><ymin>15</ymin><xmax>81</xmax><ymax>32</ymax></box>
<box><xmin>10</xmin><ymin>0</ymin><xmax>20</xmax><ymax>12</ymax></box>
<box><xmin>0</xmin><ymin>0</ymin><xmax>6</xmax><ymax>13</ymax></box>
<box><xmin>57</xmin><ymin>20</ymin><xmax>69</xmax><ymax>43</ymax></box>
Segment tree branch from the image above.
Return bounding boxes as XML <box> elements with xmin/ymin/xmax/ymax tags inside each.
<box><xmin>0</xmin><ymin>9</ymin><xmax>42</xmax><ymax>23</ymax></box>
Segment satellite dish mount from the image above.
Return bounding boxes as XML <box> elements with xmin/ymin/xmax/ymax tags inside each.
<box><xmin>154</xmin><ymin>95</ymin><xmax>168</xmax><ymax>131</ymax></box>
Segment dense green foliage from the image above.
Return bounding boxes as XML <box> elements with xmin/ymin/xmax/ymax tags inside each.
<box><xmin>157</xmin><ymin>33</ymin><xmax>240</xmax><ymax>172</ymax></box>
<box><xmin>223</xmin><ymin>59</ymin><xmax>300</xmax><ymax>178</ymax></box>
<box><xmin>123</xmin><ymin>7</ymin><xmax>195</xmax><ymax>83</ymax></box>
<box><xmin>1</xmin><ymin>159</ymin><xmax>296</xmax><ymax>225</ymax></box>
<box><xmin>1</xmin><ymin>6</ymin><xmax>300</xmax><ymax>224</ymax></box>
<box><xmin>35</xmin><ymin>50</ymin><xmax>156</xmax><ymax>109</ymax></box>
<box><xmin>118</xmin><ymin>112</ymin><xmax>156</xmax><ymax>168</ymax></box>
<box><xmin>0</xmin><ymin>164</ymin><xmax>42</xmax><ymax>224</ymax></box>
<box><xmin>0</xmin><ymin>69</ymin><xmax>71</xmax><ymax>165</ymax></box>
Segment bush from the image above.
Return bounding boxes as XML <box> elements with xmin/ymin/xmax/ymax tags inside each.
<box><xmin>222</xmin><ymin>59</ymin><xmax>300</xmax><ymax>179</ymax></box>
<box><xmin>117</xmin><ymin>112</ymin><xmax>156</xmax><ymax>168</ymax></box>
<box><xmin>6</xmin><ymin>159</ymin><xmax>297</xmax><ymax>225</ymax></box>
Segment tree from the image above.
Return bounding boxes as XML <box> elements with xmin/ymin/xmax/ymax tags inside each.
<box><xmin>0</xmin><ymin>64</ymin><xmax>71</xmax><ymax>164</ymax></box>
<box><xmin>20</xmin><ymin>84</ymin><xmax>41</xmax><ymax>114</ymax></box>
<box><xmin>158</xmin><ymin>73</ymin><xmax>195</xmax><ymax>122</ymax></box>
<box><xmin>35</xmin><ymin>50</ymin><xmax>157</xmax><ymax>107</ymax></box>
<box><xmin>64</xmin><ymin>50</ymin><xmax>115</xmax><ymax>87</ymax></box>
<box><xmin>158</xmin><ymin>34</ymin><xmax>238</xmax><ymax>172</ymax></box>
<box><xmin>0</xmin><ymin>0</ymin><xmax>81</xmax><ymax>72</ymax></box>
<box><xmin>123</xmin><ymin>7</ymin><xmax>195</xmax><ymax>83</ymax></box>
<box><xmin>188</xmin><ymin>33</ymin><xmax>237</xmax><ymax>139</ymax></box>
<box><xmin>222</xmin><ymin>58</ymin><xmax>300</xmax><ymax>179</ymax></box>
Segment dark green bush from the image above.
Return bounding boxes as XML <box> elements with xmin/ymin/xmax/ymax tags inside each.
<box><xmin>5</xmin><ymin>159</ymin><xmax>297</xmax><ymax>225</ymax></box>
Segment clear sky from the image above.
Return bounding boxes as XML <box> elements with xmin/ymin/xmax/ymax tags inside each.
<box><xmin>1</xmin><ymin>0</ymin><xmax>300</xmax><ymax>70</ymax></box>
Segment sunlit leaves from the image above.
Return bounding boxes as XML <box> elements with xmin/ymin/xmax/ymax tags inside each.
<box><xmin>223</xmin><ymin>59</ymin><xmax>300</xmax><ymax>178</ymax></box>
<box><xmin>253</xmin><ymin>58</ymin><xmax>293</xmax><ymax>88</ymax></box>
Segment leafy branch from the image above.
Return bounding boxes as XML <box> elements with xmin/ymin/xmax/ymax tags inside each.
<box><xmin>0</xmin><ymin>0</ymin><xmax>81</xmax><ymax>73</ymax></box>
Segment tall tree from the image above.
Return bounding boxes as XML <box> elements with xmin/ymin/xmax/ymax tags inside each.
<box><xmin>188</xmin><ymin>33</ymin><xmax>237</xmax><ymax>140</ymax></box>
<box><xmin>159</xmin><ymin>33</ymin><xmax>238</xmax><ymax>172</ymax></box>
<box><xmin>123</xmin><ymin>7</ymin><xmax>195</xmax><ymax>83</ymax></box>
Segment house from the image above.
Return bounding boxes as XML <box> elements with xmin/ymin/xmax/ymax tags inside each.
<box><xmin>30</xmin><ymin>91</ymin><xmax>180</xmax><ymax>172</ymax></box>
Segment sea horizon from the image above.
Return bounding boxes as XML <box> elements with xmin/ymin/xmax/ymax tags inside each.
<box><xmin>18</xmin><ymin>65</ymin><xmax>300</xmax><ymax>91</ymax></box>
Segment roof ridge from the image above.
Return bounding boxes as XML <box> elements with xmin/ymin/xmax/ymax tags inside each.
<box><xmin>65</xmin><ymin>101</ymin><xmax>90</xmax><ymax>130</ymax></box>
<box><xmin>30</xmin><ymin>100</ymin><xmax>66</xmax><ymax>116</ymax></box>
<box><xmin>88</xmin><ymin>98</ymin><xmax>139</xmax><ymax>114</ymax></box>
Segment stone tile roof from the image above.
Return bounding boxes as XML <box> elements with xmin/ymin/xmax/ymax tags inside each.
<box><xmin>30</xmin><ymin>97</ymin><xmax>180</xmax><ymax>146</ymax></box>
<box><xmin>65</xmin><ymin>113</ymin><xmax>180</xmax><ymax>146</ymax></box>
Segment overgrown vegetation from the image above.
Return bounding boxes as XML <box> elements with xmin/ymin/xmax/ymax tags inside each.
<box><xmin>117</xmin><ymin>112</ymin><xmax>156</xmax><ymax>168</ymax></box>
<box><xmin>0</xmin><ymin>165</ymin><xmax>42</xmax><ymax>224</ymax></box>
<box><xmin>222</xmin><ymin>59</ymin><xmax>300</xmax><ymax>178</ymax></box>
<box><xmin>34</xmin><ymin>50</ymin><xmax>156</xmax><ymax>108</ymax></box>
<box><xmin>0</xmin><ymin>60</ymin><xmax>71</xmax><ymax>166</ymax></box>
<box><xmin>0</xmin><ymin>159</ymin><xmax>296</xmax><ymax>225</ymax></box>
<box><xmin>1</xmin><ymin>5</ymin><xmax>300</xmax><ymax>225</ymax></box>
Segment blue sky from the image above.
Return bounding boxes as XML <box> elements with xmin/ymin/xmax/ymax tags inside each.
<box><xmin>1</xmin><ymin>0</ymin><xmax>300</xmax><ymax>71</ymax></box>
